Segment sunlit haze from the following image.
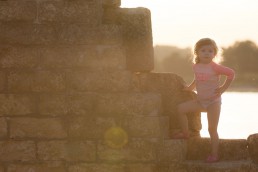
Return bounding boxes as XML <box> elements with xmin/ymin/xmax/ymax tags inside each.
<box><xmin>122</xmin><ymin>0</ymin><xmax>258</xmax><ymax>48</ymax></box>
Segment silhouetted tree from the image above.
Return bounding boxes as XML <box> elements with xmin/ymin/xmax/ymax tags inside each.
<box><xmin>222</xmin><ymin>40</ymin><xmax>258</xmax><ymax>73</ymax></box>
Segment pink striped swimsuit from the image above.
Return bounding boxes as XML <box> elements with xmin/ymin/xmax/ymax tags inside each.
<box><xmin>193</xmin><ymin>62</ymin><xmax>235</xmax><ymax>109</ymax></box>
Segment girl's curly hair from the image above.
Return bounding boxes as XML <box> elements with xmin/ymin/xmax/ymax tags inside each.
<box><xmin>193</xmin><ymin>38</ymin><xmax>219</xmax><ymax>64</ymax></box>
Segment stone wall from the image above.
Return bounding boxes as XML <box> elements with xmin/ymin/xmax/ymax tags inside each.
<box><xmin>2</xmin><ymin>0</ymin><xmax>256</xmax><ymax>172</ymax></box>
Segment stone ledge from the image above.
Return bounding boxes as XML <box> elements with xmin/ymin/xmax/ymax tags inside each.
<box><xmin>187</xmin><ymin>138</ymin><xmax>249</xmax><ymax>161</ymax></box>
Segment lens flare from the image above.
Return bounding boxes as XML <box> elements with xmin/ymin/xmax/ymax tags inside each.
<box><xmin>104</xmin><ymin>127</ymin><xmax>128</xmax><ymax>149</ymax></box>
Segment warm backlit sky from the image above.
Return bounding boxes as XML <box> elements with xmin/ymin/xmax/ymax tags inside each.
<box><xmin>121</xmin><ymin>0</ymin><xmax>258</xmax><ymax>48</ymax></box>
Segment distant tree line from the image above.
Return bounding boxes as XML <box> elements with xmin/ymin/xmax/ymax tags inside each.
<box><xmin>154</xmin><ymin>40</ymin><xmax>258</xmax><ymax>89</ymax></box>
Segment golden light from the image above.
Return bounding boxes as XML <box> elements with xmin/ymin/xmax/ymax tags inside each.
<box><xmin>104</xmin><ymin>127</ymin><xmax>128</xmax><ymax>149</ymax></box>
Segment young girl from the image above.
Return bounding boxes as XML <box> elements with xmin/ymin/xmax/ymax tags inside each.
<box><xmin>172</xmin><ymin>38</ymin><xmax>235</xmax><ymax>163</ymax></box>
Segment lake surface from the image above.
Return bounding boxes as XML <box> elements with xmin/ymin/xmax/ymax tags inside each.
<box><xmin>200</xmin><ymin>92</ymin><xmax>258</xmax><ymax>139</ymax></box>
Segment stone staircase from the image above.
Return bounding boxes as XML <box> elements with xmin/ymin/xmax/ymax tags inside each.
<box><xmin>160</xmin><ymin>138</ymin><xmax>258</xmax><ymax>172</ymax></box>
<box><xmin>0</xmin><ymin>0</ymin><xmax>257</xmax><ymax>171</ymax></box>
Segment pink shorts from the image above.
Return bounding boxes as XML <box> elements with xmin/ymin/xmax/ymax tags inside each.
<box><xmin>198</xmin><ymin>97</ymin><xmax>221</xmax><ymax>110</ymax></box>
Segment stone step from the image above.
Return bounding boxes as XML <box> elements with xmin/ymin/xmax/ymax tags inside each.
<box><xmin>0</xmin><ymin>45</ymin><xmax>126</xmax><ymax>71</ymax></box>
<box><xmin>0</xmin><ymin>22</ymin><xmax>122</xmax><ymax>45</ymax></box>
<box><xmin>177</xmin><ymin>160</ymin><xmax>258</xmax><ymax>172</ymax></box>
<box><xmin>0</xmin><ymin>0</ymin><xmax>102</xmax><ymax>25</ymax></box>
<box><xmin>187</xmin><ymin>138</ymin><xmax>249</xmax><ymax>161</ymax></box>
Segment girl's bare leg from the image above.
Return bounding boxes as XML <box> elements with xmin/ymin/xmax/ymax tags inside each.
<box><xmin>207</xmin><ymin>102</ymin><xmax>221</xmax><ymax>157</ymax></box>
<box><xmin>177</xmin><ymin>100</ymin><xmax>203</xmax><ymax>135</ymax></box>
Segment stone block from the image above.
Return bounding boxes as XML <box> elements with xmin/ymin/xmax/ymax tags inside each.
<box><xmin>68</xmin><ymin>164</ymin><xmax>125</xmax><ymax>172</ymax></box>
<box><xmin>57</xmin><ymin>23</ymin><xmax>100</xmax><ymax>45</ymax></box>
<box><xmin>125</xmin><ymin>164</ymin><xmax>158</xmax><ymax>172</ymax></box>
<box><xmin>180</xmin><ymin>160</ymin><xmax>253</xmax><ymax>172</ymax></box>
<box><xmin>95</xmin><ymin>45</ymin><xmax>126</xmax><ymax>71</ymax></box>
<box><xmin>119</xmin><ymin>8</ymin><xmax>154</xmax><ymax>72</ymax></box>
<box><xmin>0</xmin><ymin>118</ymin><xmax>7</xmax><ymax>138</ymax></box>
<box><xmin>38</xmin><ymin>0</ymin><xmax>101</xmax><ymax>25</ymax></box>
<box><xmin>8</xmin><ymin>163</ymin><xmax>66</xmax><ymax>172</ymax></box>
<box><xmin>0</xmin><ymin>141</ymin><xmax>36</xmax><ymax>161</ymax></box>
<box><xmin>157</xmin><ymin>140</ymin><xmax>187</xmax><ymax>162</ymax></box>
<box><xmin>0</xmin><ymin>71</ymin><xmax>5</xmax><ymax>92</ymax></box>
<box><xmin>95</xmin><ymin>93</ymin><xmax>162</xmax><ymax>117</ymax></box>
<box><xmin>66</xmin><ymin>93</ymin><xmax>97</xmax><ymax>116</ymax></box>
<box><xmin>0</xmin><ymin>94</ymin><xmax>36</xmax><ymax>116</ymax></box>
<box><xmin>248</xmin><ymin>133</ymin><xmax>258</xmax><ymax>164</ymax></box>
<box><xmin>98</xmin><ymin>25</ymin><xmax>123</xmax><ymax>45</ymax></box>
<box><xmin>97</xmin><ymin>139</ymin><xmax>158</xmax><ymax>162</ymax></box>
<box><xmin>40</xmin><ymin>45</ymin><xmax>97</xmax><ymax>69</ymax></box>
<box><xmin>38</xmin><ymin>94</ymin><xmax>67</xmax><ymax>116</ymax></box>
<box><xmin>122</xmin><ymin>116</ymin><xmax>162</xmax><ymax>138</ymax></box>
<box><xmin>102</xmin><ymin>0</ymin><xmax>121</xmax><ymax>7</ymax></box>
<box><xmin>0</xmin><ymin>23</ymin><xmax>58</xmax><ymax>45</ymax></box>
<box><xmin>40</xmin><ymin>45</ymin><xmax>126</xmax><ymax>71</ymax></box>
<box><xmin>0</xmin><ymin>0</ymin><xmax>37</xmax><ymax>22</ymax></box>
<box><xmin>37</xmin><ymin>141</ymin><xmax>96</xmax><ymax>161</ymax></box>
<box><xmin>66</xmin><ymin>70</ymin><xmax>132</xmax><ymax>92</ymax></box>
<box><xmin>132</xmin><ymin>72</ymin><xmax>184</xmax><ymax>94</ymax></box>
<box><xmin>10</xmin><ymin>117</ymin><xmax>67</xmax><ymax>139</ymax></box>
<box><xmin>132</xmin><ymin>72</ymin><xmax>201</xmax><ymax>137</ymax></box>
<box><xmin>0</xmin><ymin>46</ymin><xmax>39</xmax><ymax>68</ymax></box>
<box><xmin>103</xmin><ymin>8</ymin><xmax>120</xmax><ymax>24</ymax></box>
<box><xmin>68</xmin><ymin>116</ymin><xmax>118</xmax><ymax>139</ymax></box>
<box><xmin>0</xmin><ymin>22</ymin><xmax>102</xmax><ymax>45</ymax></box>
<box><xmin>187</xmin><ymin>138</ymin><xmax>249</xmax><ymax>161</ymax></box>
<box><xmin>8</xmin><ymin>70</ymin><xmax>66</xmax><ymax>93</ymax></box>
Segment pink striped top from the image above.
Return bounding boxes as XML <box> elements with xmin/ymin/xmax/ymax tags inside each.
<box><xmin>193</xmin><ymin>61</ymin><xmax>235</xmax><ymax>101</ymax></box>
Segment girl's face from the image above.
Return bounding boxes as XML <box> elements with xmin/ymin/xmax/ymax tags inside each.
<box><xmin>197</xmin><ymin>44</ymin><xmax>216</xmax><ymax>64</ymax></box>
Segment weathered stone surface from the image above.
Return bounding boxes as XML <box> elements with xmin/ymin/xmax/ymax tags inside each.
<box><xmin>0</xmin><ymin>23</ymin><xmax>56</xmax><ymax>45</ymax></box>
<box><xmin>38</xmin><ymin>0</ymin><xmax>101</xmax><ymax>25</ymax></box>
<box><xmin>40</xmin><ymin>45</ymin><xmax>126</xmax><ymax>71</ymax></box>
<box><xmin>248</xmin><ymin>133</ymin><xmax>258</xmax><ymax>164</ymax></box>
<box><xmin>57</xmin><ymin>23</ymin><xmax>100</xmax><ymax>45</ymax></box>
<box><xmin>179</xmin><ymin>160</ymin><xmax>253</xmax><ymax>172</ymax></box>
<box><xmin>8</xmin><ymin>163</ymin><xmax>66</xmax><ymax>172</ymax></box>
<box><xmin>40</xmin><ymin>46</ymin><xmax>96</xmax><ymax>69</ymax></box>
<box><xmin>133</xmin><ymin>72</ymin><xmax>201</xmax><ymax>137</ymax></box>
<box><xmin>10</xmin><ymin>117</ymin><xmax>67</xmax><ymax>139</ymax></box>
<box><xmin>66</xmin><ymin>71</ymin><xmax>132</xmax><ymax>92</ymax></box>
<box><xmin>0</xmin><ymin>141</ymin><xmax>36</xmax><ymax>161</ymax></box>
<box><xmin>95</xmin><ymin>45</ymin><xmax>126</xmax><ymax>71</ymax></box>
<box><xmin>0</xmin><ymin>0</ymin><xmax>37</xmax><ymax>22</ymax></box>
<box><xmin>99</xmin><ymin>25</ymin><xmax>123</xmax><ymax>45</ymax></box>
<box><xmin>68</xmin><ymin>164</ymin><xmax>125</xmax><ymax>172</ymax></box>
<box><xmin>67</xmin><ymin>93</ymin><xmax>97</xmax><ymax>116</ymax></box>
<box><xmin>8</xmin><ymin>70</ymin><xmax>66</xmax><ymax>93</ymax></box>
<box><xmin>0</xmin><ymin>46</ymin><xmax>38</xmax><ymax>68</ymax></box>
<box><xmin>68</xmin><ymin>116</ymin><xmax>117</xmax><ymax>139</ymax></box>
<box><xmin>38</xmin><ymin>94</ymin><xmax>67</xmax><ymax>116</ymax></box>
<box><xmin>123</xmin><ymin>116</ymin><xmax>162</xmax><ymax>138</ymax></box>
<box><xmin>0</xmin><ymin>23</ymin><xmax>103</xmax><ymax>45</ymax></box>
<box><xmin>0</xmin><ymin>71</ymin><xmax>5</xmax><ymax>92</ymax></box>
<box><xmin>37</xmin><ymin>141</ymin><xmax>96</xmax><ymax>161</ymax></box>
<box><xmin>157</xmin><ymin>140</ymin><xmax>187</xmax><ymax>162</ymax></box>
<box><xmin>98</xmin><ymin>139</ymin><xmax>158</xmax><ymax>162</ymax></box>
<box><xmin>119</xmin><ymin>8</ymin><xmax>154</xmax><ymax>72</ymax></box>
<box><xmin>95</xmin><ymin>93</ymin><xmax>162</xmax><ymax>117</ymax></box>
<box><xmin>0</xmin><ymin>94</ymin><xmax>36</xmax><ymax>115</ymax></box>
<box><xmin>0</xmin><ymin>118</ymin><xmax>7</xmax><ymax>138</ymax></box>
<box><xmin>103</xmin><ymin>0</ymin><xmax>121</xmax><ymax>7</ymax></box>
<box><xmin>187</xmin><ymin>138</ymin><xmax>249</xmax><ymax>161</ymax></box>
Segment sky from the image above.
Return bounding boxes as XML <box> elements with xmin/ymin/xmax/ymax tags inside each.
<box><xmin>121</xmin><ymin>0</ymin><xmax>258</xmax><ymax>48</ymax></box>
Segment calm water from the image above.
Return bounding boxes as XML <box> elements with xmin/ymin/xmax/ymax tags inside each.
<box><xmin>200</xmin><ymin>92</ymin><xmax>258</xmax><ymax>139</ymax></box>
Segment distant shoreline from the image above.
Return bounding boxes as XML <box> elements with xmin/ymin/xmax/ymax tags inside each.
<box><xmin>227</xmin><ymin>86</ymin><xmax>258</xmax><ymax>92</ymax></box>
